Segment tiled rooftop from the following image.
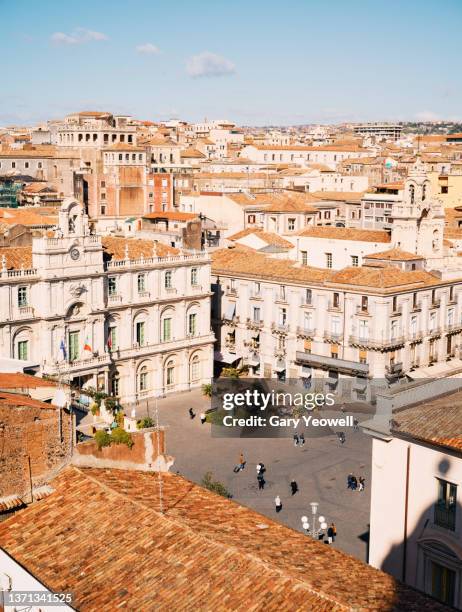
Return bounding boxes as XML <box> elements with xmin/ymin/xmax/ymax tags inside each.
<box><xmin>101</xmin><ymin>236</ymin><xmax>180</xmax><ymax>260</ymax></box>
<box><xmin>295</xmin><ymin>226</ymin><xmax>391</xmax><ymax>243</ymax></box>
<box><xmin>392</xmin><ymin>394</ymin><xmax>462</xmax><ymax>452</ymax></box>
<box><xmin>228</xmin><ymin>228</ymin><xmax>294</xmax><ymax>248</ymax></box>
<box><xmin>0</xmin><ymin>466</ymin><xmax>448</xmax><ymax>611</ymax></box>
<box><xmin>364</xmin><ymin>248</ymin><xmax>424</xmax><ymax>261</ymax></box>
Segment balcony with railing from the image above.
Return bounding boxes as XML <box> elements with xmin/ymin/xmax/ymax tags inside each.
<box><xmin>349</xmin><ymin>334</ymin><xmax>405</xmax><ymax>350</ymax></box>
<box><xmin>222</xmin><ymin>314</ymin><xmax>240</xmax><ymax>326</ymax></box>
<box><xmin>225</xmin><ymin>286</ymin><xmax>238</xmax><ymax>296</ymax></box>
<box><xmin>446</xmin><ymin>321</ymin><xmax>462</xmax><ymax>334</ymax></box>
<box><xmin>246</xmin><ymin>317</ymin><xmax>264</xmax><ymax>330</ymax></box>
<box><xmin>271</xmin><ymin>321</ymin><xmax>289</xmax><ymax>334</ymax></box>
<box><xmin>428</xmin><ymin>326</ymin><xmax>442</xmax><ymax>338</ymax></box>
<box><xmin>274</xmin><ymin>348</ymin><xmax>287</xmax><ymax>358</ymax></box>
<box><xmin>108</xmin><ymin>293</ymin><xmax>123</xmax><ymax>304</ymax></box>
<box><xmin>324</xmin><ymin>330</ymin><xmax>343</xmax><ymax>343</ymax></box>
<box><xmin>408</xmin><ymin>330</ymin><xmax>424</xmax><ymax>343</ymax></box>
<box><xmin>296</xmin><ymin>325</ymin><xmax>315</xmax><ymax>339</ymax></box>
<box><xmin>434</xmin><ymin>502</ymin><xmax>456</xmax><ymax>531</ymax></box>
<box><xmin>17</xmin><ymin>306</ymin><xmax>35</xmax><ymax>318</ymax></box>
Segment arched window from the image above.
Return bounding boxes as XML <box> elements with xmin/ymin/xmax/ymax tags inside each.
<box><xmin>409</xmin><ymin>184</ymin><xmax>415</xmax><ymax>204</ymax></box>
<box><xmin>111</xmin><ymin>371</ymin><xmax>120</xmax><ymax>396</ymax></box>
<box><xmin>190</xmin><ymin>354</ymin><xmax>200</xmax><ymax>382</ymax></box>
<box><xmin>165</xmin><ymin>360</ymin><xmax>175</xmax><ymax>387</ymax></box>
<box><xmin>432</xmin><ymin>229</ymin><xmax>439</xmax><ymax>252</ymax></box>
<box><xmin>138</xmin><ymin>365</ymin><xmax>148</xmax><ymax>392</ymax></box>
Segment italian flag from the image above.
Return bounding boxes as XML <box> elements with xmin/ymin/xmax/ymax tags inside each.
<box><xmin>83</xmin><ymin>337</ymin><xmax>92</xmax><ymax>353</ymax></box>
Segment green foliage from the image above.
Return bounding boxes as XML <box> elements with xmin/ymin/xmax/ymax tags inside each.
<box><xmin>137</xmin><ymin>417</ymin><xmax>155</xmax><ymax>429</ymax></box>
<box><xmin>94</xmin><ymin>427</ymin><xmax>133</xmax><ymax>450</ymax></box>
<box><xmin>84</xmin><ymin>386</ymin><xmax>108</xmax><ymax>407</ymax></box>
<box><xmin>110</xmin><ymin>427</ymin><xmax>134</xmax><ymax>448</ymax></box>
<box><xmin>202</xmin><ymin>383</ymin><xmax>212</xmax><ymax>397</ymax></box>
<box><xmin>104</xmin><ymin>396</ymin><xmax>119</xmax><ymax>414</ymax></box>
<box><xmin>90</xmin><ymin>402</ymin><xmax>100</xmax><ymax>416</ymax></box>
<box><xmin>201</xmin><ymin>471</ymin><xmax>231</xmax><ymax>498</ymax></box>
<box><xmin>94</xmin><ymin>430</ymin><xmax>111</xmax><ymax>449</ymax></box>
<box><xmin>221</xmin><ymin>367</ymin><xmax>240</xmax><ymax>379</ymax></box>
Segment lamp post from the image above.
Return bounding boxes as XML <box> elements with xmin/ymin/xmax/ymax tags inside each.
<box><xmin>301</xmin><ymin>502</ymin><xmax>328</xmax><ymax>539</ymax></box>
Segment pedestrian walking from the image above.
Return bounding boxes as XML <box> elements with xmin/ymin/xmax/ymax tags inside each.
<box><xmin>239</xmin><ymin>453</ymin><xmax>246</xmax><ymax>470</ymax></box>
<box><xmin>200</xmin><ymin>412</ymin><xmax>206</xmax><ymax>425</ymax></box>
<box><xmin>353</xmin><ymin>418</ymin><xmax>359</xmax><ymax>432</ymax></box>
<box><xmin>275</xmin><ymin>495</ymin><xmax>282</xmax><ymax>513</ymax></box>
<box><xmin>293</xmin><ymin>433</ymin><xmax>299</xmax><ymax>447</ymax></box>
<box><xmin>351</xmin><ymin>475</ymin><xmax>358</xmax><ymax>490</ymax></box>
<box><xmin>256</xmin><ymin>462</ymin><xmax>266</xmax><ymax>475</ymax></box>
<box><xmin>358</xmin><ymin>476</ymin><xmax>365</xmax><ymax>491</ymax></box>
<box><xmin>339</xmin><ymin>432</ymin><xmax>346</xmax><ymax>444</ymax></box>
<box><xmin>347</xmin><ymin>473</ymin><xmax>353</xmax><ymax>489</ymax></box>
<box><xmin>299</xmin><ymin>432</ymin><xmax>305</xmax><ymax>446</ymax></box>
<box><xmin>331</xmin><ymin>522</ymin><xmax>337</xmax><ymax>542</ymax></box>
<box><xmin>327</xmin><ymin>524</ymin><xmax>334</xmax><ymax>544</ymax></box>
<box><xmin>189</xmin><ymin>407</ymin><xmax>196</xmax><ymax>419</ymax></box>
<box><xmin>290</xmin><ymin>479</ymin><xmax>298</xmax><ymax>495</ymax></box>
<box><xmin>257</xmin><ymin>473</ymin><xmax>265</xmax><ymax>490</ymax></box>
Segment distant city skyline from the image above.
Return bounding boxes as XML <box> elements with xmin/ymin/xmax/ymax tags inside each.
<box><xmin>2</xmin><ymin>0</ymin><xmax>462</xmax><ymax>126</ymax></box>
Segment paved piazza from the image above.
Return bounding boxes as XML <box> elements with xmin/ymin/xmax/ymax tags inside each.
<box><xmin>130</xmin><ymin>388</ymin><xmax>372</xmax><ymax>562</ymax></box>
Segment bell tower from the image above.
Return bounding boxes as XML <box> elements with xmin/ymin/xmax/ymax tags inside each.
<box><xmin>391</xmin><ymin>157</ymin><xmax>444</xmax><ymax>260</ymax></box>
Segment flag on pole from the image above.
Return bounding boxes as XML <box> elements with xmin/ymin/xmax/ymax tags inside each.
<box><xmin>83</xmin><ymin>337</ymin><xmax>92</xmax><ymax>353</ymax></box>
<box><xmin>59</xmin><ymin>339</ymin><xmax>67</xmax><ymax>360</ymax></box>
<box><xmin>107</xmin><ymin>335</ymin><xmax>112</xmax><ymax>351</ymax></box>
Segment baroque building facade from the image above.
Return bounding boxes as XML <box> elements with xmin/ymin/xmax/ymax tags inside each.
<box><xmin>0</xmin><ymin>199</ymin><xmax>214</xmax><ymax>403</ymax></box>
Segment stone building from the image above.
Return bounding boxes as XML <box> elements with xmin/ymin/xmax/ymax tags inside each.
<box><xmin>0</xmin><ymin>199</ymin><xmax>214</xmax><ymax>403</ymax></box>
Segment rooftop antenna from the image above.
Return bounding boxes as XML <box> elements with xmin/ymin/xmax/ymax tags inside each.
<box><xmin>155</xmin><ymin>397</ymin><xmax>164</xmax><ymax>514</ymax></box>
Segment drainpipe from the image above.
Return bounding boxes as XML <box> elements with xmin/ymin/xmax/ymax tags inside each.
<box><xmin>402</xmin><ymin>444</ymin><xmax>411</xmax><ymax>583</ymax></box>
<box><xmin>342</xmin><ymin>291</ymin><xmax>347</xmax><ymax>359</ymax></box>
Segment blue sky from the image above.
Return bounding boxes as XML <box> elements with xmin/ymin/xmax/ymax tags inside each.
<box><xmin>1</xmin><ymin>0</ymin><xmax>462</xmax><ymax>126</ymax></box>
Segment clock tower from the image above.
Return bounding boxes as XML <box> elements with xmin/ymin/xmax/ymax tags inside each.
<box><xmin>32</xmin><ymin>198</ymin><xmax>105</xmax><ymax>278</ymax></box>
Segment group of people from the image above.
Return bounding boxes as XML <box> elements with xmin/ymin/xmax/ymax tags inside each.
<box><xmin>189</xmin><ymin>407</ymin><xmax>209</xmax><ymax>424</ymax></box>
<box><xmin>347</xmin><ymin>473</ymin><xmax>365</xmax><ymax>491</ymax></box>
<box><xmin>293</xmin><ymin>433</ymin><xmax>305</xmax><ymax>447</ymax></box>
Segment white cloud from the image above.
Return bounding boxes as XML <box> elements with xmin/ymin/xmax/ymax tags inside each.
<box><xmin>136</xmin><ymin>43</ymin><xmax>160</xmax><ymax>55</ymax></box>
<box><xmin>415</xmin><ymin>111</ymin><xmax>440</xmax><ymax>121</ymax></box>
<box><xmin>186</xmin><ymin>52</ymin><xmax>235</xmax><ymax>78</ymax></box>
<box><xmin>50</xmin><ymin>28</ymin><xmax>108</xmax><ymax>45</ymax></box>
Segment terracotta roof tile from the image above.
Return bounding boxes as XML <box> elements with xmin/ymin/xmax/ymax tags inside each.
<box><xmin>228</xmin><ymin>228</ymin><xmax>293</xmax><ymax>248</ymax></box>
<box><xmin>212</xmin><ymin>246</ymin><xmax>331</xmax><ymax>284</ymax></box>
<box><xmin>0</xmin><ymin>246</ymin><xmax>33</xmax><ymax>269</ymax></box>
<box><xmin>0</xmin><ymin>373</ymin><xmax>58</xmax><ymax>390</ymax></box>
<box><xmin>0</xmin><ymin>391</ymin><xmax>59</xmax><ymax>411</ymax></box>
<box><xmin>364</xmin><ymin>248</ymin><xmax>424</xmax><ymax>261</ymax></box>
<box><xmin>392</xmin><ymin>395</ymin><xmax>462</xmax><ymax>452</ymax></box>
<box><xmin>329</xmin><ymin>266</ymin><xmax>439</xmax><ymax>289</ymax></box>
<box><xmin>102</xmin><ymin>236</ymin><xmax>180</xmax><ymax>260</ymax></box>
<box><xmin>0</xmin><ymin>466</ymin><xmax>447</xmax><ymax>611</ymax></box>
<box><xmin>295</xmin><ymin>226</ymin><xmax>391</xmax><ymax>243</ymax></box>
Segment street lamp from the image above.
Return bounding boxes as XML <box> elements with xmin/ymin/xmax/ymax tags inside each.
<box><xmin>301</xmin><ymin>502</ymin><xmax>328</xmax><ymax>539</ymax></box>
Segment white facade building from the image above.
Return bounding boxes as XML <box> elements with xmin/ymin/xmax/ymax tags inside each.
<box><xmin>0</xmin><ymin>199</ymin><xmax>214</xmax><ymax>403</ymax></box>
<box><xmin>365</xmin><ymin>397</ymin><xmax>462</xmax><ymax>608</ymax></box>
